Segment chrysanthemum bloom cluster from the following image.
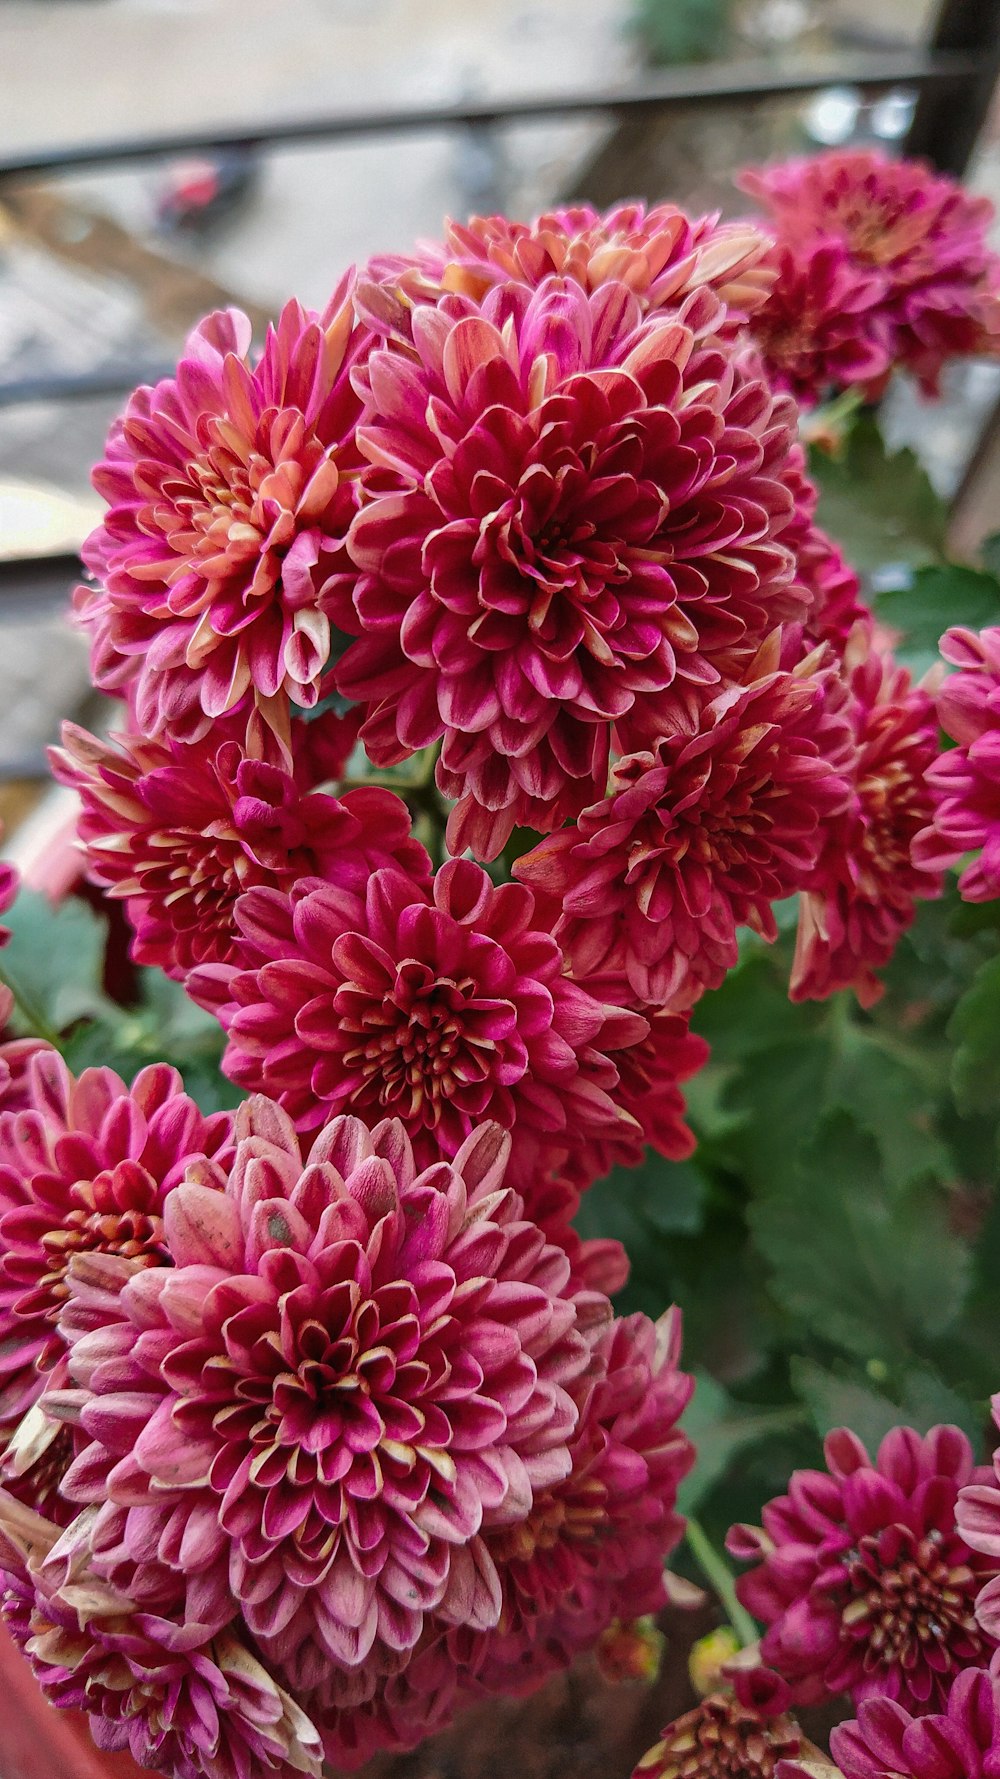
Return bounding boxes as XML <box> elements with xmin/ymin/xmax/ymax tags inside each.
<box><xmin>334</xmin><ymin>274</ymin><xmax>806</xmax><ymax>859</ymax></box>
<box><xmin>726</xmin><ymin>1425</ymin><xmax>998</xmax><ymax>1714</ymax></box>
<box><xmin>0</xmin><ymin>1093</ymin><xmax>693</xmax><ymax>1767</ymax></box>
<box><xmin>516</xmin><ymin>631</ymin><xmax>851</xmax><ymax>1011</ymax></box>
<box><xmin>741</xmin><ymin>149</ymin><xmax>1000</xmax><ymax>401</ymax></box>
<box><xmin>633</xmin><ymin>1667</ymin><xmax>806</xmax><ymax>1779</ymax></box>
<box><xmin>791</xmin><ymin>626</ymin><xmax>942</xmax><ymax>1008</ymax></box>
<box><xmin>913</xmin><ymin>625</ymin><xmax>1000</xmax><ymax>903</ymax></box>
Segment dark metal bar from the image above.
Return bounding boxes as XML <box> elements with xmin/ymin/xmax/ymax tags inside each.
<box><xmin>0</xmin><ymin>51</ymin><xmax>979</xmax><ymax>182</ymax></box>
<box><xmin>906</xmin><ymin>0</ymin><xmax>1000</xmax><ymax>173</ymax></box>
<box><xmin>0</xmin><ymin>367</ymin><xmax>176</xmax><ymax>409</ymax></box>
<box><xmin>0</xmin><ymin>554</ymin><xmax>82</xmax><ymax>616</ymax></box>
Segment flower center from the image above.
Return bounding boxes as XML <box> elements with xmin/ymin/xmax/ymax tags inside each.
<box><xmin>637</xmin><ymin>1694</ymin><xmax>800</xmax><ymax>1779</ymax></box>
<box><xmin>339</xmin><ymin>961</ymin><xmax>504</xmax><ymax>1126</ymax></box>
<box><xmin>838</xmin><ymin>1525</ymin><xmax>984</xmax><ymax>1674</ymax></box>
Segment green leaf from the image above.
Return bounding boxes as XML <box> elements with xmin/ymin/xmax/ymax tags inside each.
<box><xmin>876</xmin><ymin>562</ymin><xmax>1000</xmax><ymax>657</ymax></box>
<box><xmin>792</xmin><ymin>1357</ymin><xmax>979</xmax><ymax>1448</ymax></box>
<box><xmin>716</xmin><ymin>1008</ymin><xmax>950</xmax><ymax>1199</ymax></box>
<box><xmin>810</xmin><ymin>413</ymin><xmax>948</xmax><ymax>572</ymax></box>
<box><xmin>981</xmin><ymin>533</ymin><xmax>1000</xmax><ymax>578</ymax></box>
<box><xmin>678</xmin><ymin>1371</ymin><xmax>806</xmax><ymax>1513</ymax></box>
<box><xmin>750</xmin><ymin>1113</ymin><xmax>970</xmax><ymax>1364</ymax></box>
<box><xmin>949</xmin><ymin>953</ymin><xmax>1000</xmax><ymax>1114</ymax></box>
<box><xmin>1</xmin><ymin>889</ymin><xmax>111</xmax><ymax>1034</ymax></box>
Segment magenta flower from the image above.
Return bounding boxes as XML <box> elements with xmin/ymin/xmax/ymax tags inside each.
<box><xmin>727</xmin><ymin>1425</ymin><xmax>997</xmax><ymax>1714</ymax></box>
<box><xmin>52</xmin><ymin>719</ymin><xmax>428</xmax><ymax>987</ymax></box>
<box><xmin>75</xmin><ymin>285</ymin><xmax>368</xmax><ymax>741</ymax></box>
<box><xmin>368</xmin><ymin>200</ymin><xmax>776</xmax><ymax>323</ymax></box>
<box><xmin>791</xmin><ymin>628</ymin><xmax>942</xmax><ymax>1008</ymax></box>
<box><xmin>199</xmin><ymin>856</ymin><xmax>646</xmax><ymax>1186</ymax></box>
<box><xmin>0</xmin><ymin>1052</ymin><xmax>232</xmax><ymax>1429</ymax></box>
<box><xmin>334</xmin><ymin>275</ymin><xmax>805</xmax><ymax>857</ymax></box>
<box><xmin>913</xmin><ymin>625</ymin><xmax>1000</xmax><ymax>901</ymax></box>
<box><xmin>0</xmin><ymin>1496</ymin><xmax>323</xmax><ymax>1779</ymax></box>
<box><xmin>749</xmin><ymin>238</ymin><xmax>892</xmax><ymax>404</ymax></box>
<box><xmin>53</xmin><ymin>1101</ymin><xmax>613</xmax><ymax>1699</ymax></box>
<box><xmin>516</xmin><ymin>633</ymin><xmax>850</xmax><ymax>1008</ymax></box>
<box><xmin>741</xmin><ymin>150</ymin><xmax>1000</xmax><ymax>395</ymax></box>
<box><xmin>830</xmin><ymin>1668</ymin><xmax>1000</xmax><ymax>1779</ymax></box>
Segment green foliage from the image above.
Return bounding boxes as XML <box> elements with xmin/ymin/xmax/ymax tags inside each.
<box><xmin>810</xmin><ymin>412</ymin><xmax>949</xmax><ymax>573</ymax></box>
<box><xmin>1</xmin><ymin>893</ymin><xmax>238</xmax><ymax>1113</ymax></box>
<box><xmin>633</xmin><ymin>0</ymin><xmax>733</xmax><ymax>65</ymax></box>
<box><xmin>1</xmin><ymin>888</ymin><xmax>111</xmax><ymax>1036</ymax></box>
<box><xmin>949</xmin><ymin>953</ymin><xmax>1000</xmax><ymax>1115</ymax></box>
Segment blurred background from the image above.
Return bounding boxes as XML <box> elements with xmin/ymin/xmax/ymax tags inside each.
<box><xmin>0</xmin><ymin>0</ymin><xmax>998</xmax><ymax>850</ymax></box>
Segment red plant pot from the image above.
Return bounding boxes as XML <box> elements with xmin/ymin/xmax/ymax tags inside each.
<box><xmin>0</xmin><ymin>1617</ymin><xmax>149</xmax><ymax>1779</ymax></box>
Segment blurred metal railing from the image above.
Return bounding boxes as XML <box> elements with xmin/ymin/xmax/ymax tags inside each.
<box><xmin>0</xmin><ymin>0</ymin><xmax>996</xmax><ymax>620</ymax></box>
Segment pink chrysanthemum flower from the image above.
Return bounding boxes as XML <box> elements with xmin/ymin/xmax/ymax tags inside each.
<box><xmin>748</xmin><ymin>238</ymin><xmax>892</xmax><ymax>404</ymax></box>
<box><xmin>313</xmin><ymin>1307</ymin><xmax>693</xmax><ymax>1764</ymax></box>
<box><xmin>0</xmin><ymin>1496</ymin><xmax>323</xmax><ymax>1779</ymax></box>
<box><xmin>75</xmin><ymin>283</ymin><xmax>368</xmax><ymax>741</ymax></box>
<box><xmin>726</xmin><ymin>1425</ymin><xmax>998</xmax><ymax>1715</ymax></box>
<box><xmin>51</xmin><ymin>720</ymin><xmax>428</xmax><ymax>987</ymax></box>
<box><xmin>912</xmin><ymin>625</ymin><xmax>1000</xmax><ymax>901</ymax></box>
<box><xmin>368</xmin><ymin>201</ymin><xmax>776</xmax><ymax>322</ymax></box>
<box><xmin>198</xmin><ymin>856</ymin><xmax>646</xmax><ymax>1185</ymax></box>
<box><xmin>333</xmin><ymin>275</ymin><xmax>805</xmax><ymax>858</ymax></box>
<box><xmin>830</xmin><ymin>1667</ymin><xmax>1000</xmax><ymax>1779</ymax></box>
<box><xmin>633</xmin><ymin>1668</ymin><xmax>804</xmax><ymax>1779</ymax></box>
<box><xmin>457</xmin><ymin>1308</ymin><xmax>693</xmax><ymax>1702</ymax></box>
<box><xmin>791</xmin><ymin>629</ymin><xmax>942</xmax><ymax>1007</ymax></box>
<box><xmin>53</xmin><ymin>1101</ymin><xmax>614</xmax><ymax>1699</ymax></box>
<box><xmin>741</xmin><ymin>150</ymin><xmax>1000</xmax><ymax>395</ymax></box>
<box><xmin>516</xmin><ymin>633</ymin><xmax>850</xmax><ymax>1009</ymax></box>
<box><xmin>0</xmin><ymin>1051</ymin><xmax>231</xmax><ymax>1428</ymax></box>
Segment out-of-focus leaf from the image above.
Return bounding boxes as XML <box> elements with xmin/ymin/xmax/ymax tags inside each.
<box><xmin>810</xmin><ymin>414</ymin><xmax>948</xmax><ymax>571</ymax></box>
<box><xmin>792</xmin><ymin>1357</ymin><xmax>979</xmax><ymax>1448</ymax></box>
<box><xmin>750</xmin><ymin>1114</ymin><xmax>970</xmax><ymax>1363</ymax></box>
<box><xmin>1</xmin><ymin>889</ymin><xmax>111</xmax><ymax>1032</ymax></box>
<box><xmin>876</xmin><ymin>562</ymin><xmax>1000</xmax><ymax>654</ymax></box>
<box><xmin>949</xmin><ymin>954</ymin><xmax>1000</xmax><ymax>1114</ymax></box>
<box><xmin>677</xmin><ymin>1371</ymin><xmax>805</xmax><ymax>1513</ymax></box>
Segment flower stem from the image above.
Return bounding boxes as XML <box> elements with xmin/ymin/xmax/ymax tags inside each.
<box><xmin>684</xmin><ymin>1515</ymin><xmax>758</xmax><ymax>1649</ymax></box>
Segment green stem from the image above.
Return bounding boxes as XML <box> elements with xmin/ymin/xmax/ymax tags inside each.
<box><xmin>0</xmin><ymin>960</ymin><xmax>61</xmax><ymax>1049</ymax></box>
<box><xmin>684</xmin><ymin>1516</ymin><xmax>758</xmax><ymax>1649</ymax></box>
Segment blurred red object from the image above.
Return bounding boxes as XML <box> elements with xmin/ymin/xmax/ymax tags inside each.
<box><xmin>0</xmin><ymin>1616</ymin><xmax>149</xmax><ymax>1779</ymax></box>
